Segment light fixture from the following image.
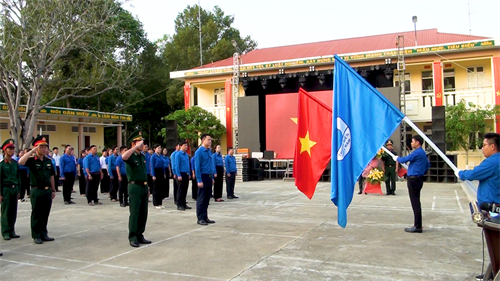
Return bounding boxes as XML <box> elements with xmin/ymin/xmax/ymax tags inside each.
<box><xmin>261</xmin><ymin>79</ymin><xmax>268</xmax><ymax>89</ymax></box>
<box><xmin>278</xmin><ymin>69</ymin><xmax>285</xmax><ymax>75</ymax></box>
<box><xmin>279</xmin><ymin>78</ymin><xmax>287</xmax><ymax>88</ymax></box>
<box><xmin>309</xmin><ymin>66</ymin><xmax>315</xmax><ymax>72</ymax></box>
<box><xmin>412</xmin><ymin>16</ymin><xmax>418</xmax><ymax>46</ymax></box>
<box><xmin>385</xmin><ymin>58</ymin><xmax>392</xmax><ymax>64</ymax></box>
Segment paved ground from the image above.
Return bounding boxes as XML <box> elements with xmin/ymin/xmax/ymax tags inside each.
<box><xmin>0</xmin><ymin>180</ymin><xmax>488</xmax><ymax>280</ymax></box>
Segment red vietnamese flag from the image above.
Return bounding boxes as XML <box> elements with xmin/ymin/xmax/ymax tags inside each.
<box><xmin>293</xmin><ymin>88</ymin><xmax>332</xmax><ymax>199</ymax></box>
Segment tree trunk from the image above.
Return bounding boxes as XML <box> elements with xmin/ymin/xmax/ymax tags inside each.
<box><xmin>465</xmin><ymin>148</ymin><xmax>469</xmax><ymax>169</ymax></box>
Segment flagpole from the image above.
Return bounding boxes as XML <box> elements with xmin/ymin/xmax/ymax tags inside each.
<box><xmin>380</xmin><ymin>146</ymin><xmax>408</xmax><ymax>169</ymax></box>
<box><xmin>402</xmin><ymin>116</ymin><xmax>458</xmax><ymax>172</ymax></box>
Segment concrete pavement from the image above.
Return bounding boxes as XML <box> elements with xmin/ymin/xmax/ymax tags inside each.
<box><xmin>0</xmin><ymin>180</ymin><xmax>487</xmax><ymax>280</ymax></box>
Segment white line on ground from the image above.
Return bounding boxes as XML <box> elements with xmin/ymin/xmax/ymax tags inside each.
<box><xmin>455</xmin><ymin>190</ymin><xmax>465</xmax><ymax>213</ymax></box>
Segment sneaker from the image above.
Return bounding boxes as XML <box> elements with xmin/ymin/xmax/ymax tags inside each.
<box><xmin>88</xmin><ymin>202</ymin><xmax>94</xmax><ymax>206</ymax></box>
<box><xmin>475</xmin><ymin>274</ymin><xmax>484</xmax><ymax>281</ymax></box>
<box><xmin>160</xmin><ymin>205</ymin><xmax>165</xmax><ymax>209</ymax></box>
<box><xmin>64</xmin><ymin>201</ymin><xmax>69</xmax><ymax>205</ymax></box>
<box><xmin>155</xmin><ymin>206</ymin><xmax>162</xmax><ymax>210</ymax></box>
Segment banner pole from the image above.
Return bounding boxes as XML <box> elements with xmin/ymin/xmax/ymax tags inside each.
<box><xmin>380</xmin><ymin>146</ymin><xmax>408</xmax><ymax>170</ymax></box>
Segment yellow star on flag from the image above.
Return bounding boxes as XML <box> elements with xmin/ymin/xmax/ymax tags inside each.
<box><xmin>299</xmin><ymin>131</ymin><xmax>316</xmax><ymax>156</ymax></box>
<box><xmin>496</xmin><ymin>91</ymin><xmax>500</xmax><ymax>97</ymax></box>
<box><xmin>290</xmin><ymin>117</ymin><xmax>298</xmax><ymax>124</ymax></box>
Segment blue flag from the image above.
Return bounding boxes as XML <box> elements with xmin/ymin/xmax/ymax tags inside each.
<box><xmin>331</xmin><ymin>55</ymin><xmax>404</xmax><ymax>228</ymax></box>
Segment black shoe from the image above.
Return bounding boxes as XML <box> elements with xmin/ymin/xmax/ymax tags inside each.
<box><xmin>64</xmin><ymin>201</ymin><xmax>70</xmax><ymax>205</ymax></box>
<box><xmin>138</xmin><ymin>238</ymin><xmax>151</xmax><ymax>244</ymax></box>
<box><xmin>0</xmin><ymin>252</ymin><xmax>2</xmax><ymax>256</ymax></box>
<box><xmin>475</xmin><ymin>274</ymin><xmax>484</xmax><ymax>280</ymax></box>
<box><xmin>227</xmin><ymin>195</ymin><xmax>234</xmax><ymax>199</ymax></box>
<box><xmin>177</xmin><ymin>206</ymin><xmax>185</xmax><ymax>211</ymax></box>
<box><xmin>232</xmin><ymin>195</ymin><xmax>239</xmax><ymax>199</ymax></box>
<box><xmin>120</xmin><ymin>203</ymin><xmax>126</xmax><ymax>207</ymax></box>
<box><xmin>404</xmin><ymin>226</ymin><xmax>422</xmax><ymax>233</ymax></box>
<box><xmin>34</xmin><ymin>238</ymin><xmax>43</xmax><ymax>244</ymax></box>
<box><xmin>10</xmin><ymin>233</ymin><xmax>20</xmax><ymax>239</ymax></box>
<box><xmin>386</xmin><ymin>193</ymin><xmax>391</xmax><ymax>195</ymax></box>
<box><xmin>184</xmin><ymin>205</ymin><xmax>192</xmax><ymax>209</ymax></box>
<box><xmin>3</xmin><ymin>235</ymin><xmax>10</xmax><ymax>241</ymax></box>
<box><xmin>130</xmin><ymin>241</ymin><xmax>139</xmax><ymax>247</ymax></box>
<box><xmin>357</xmin><ymin>191</ymin><xmax>362</xmax><ymax>194</ymax></box>
<box><xmin>41</xmin><ymin>236</ymin><xmax>54</xmax><ymax>241</ymax></box>
<box><xmin>68</xmin><ymin>201</ymin><xmax>75</xmax><ymax>204</ymax></box>
<box><xmin>205</xmin><ymin>219</ymin><xmax>215</xmax><ymax>224</ymax></box>
<box><xmin>392</xmin><ymin>193</ymin><xmax>396</xmax><ymax>196</ymax></box>
<box><xmin>125</xmin><ymin>202</ymin><xmax>129</xmax><ymax>206</ymax></box>
<box><xmin>197</xmin><ymin>220</ymin><xmax>208</xmax><ymax>225</ymax></box>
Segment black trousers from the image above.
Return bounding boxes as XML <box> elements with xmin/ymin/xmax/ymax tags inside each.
<box><xmin>407</xmin><ymin>176</ymin><xmax>424</xmax><ymax>229</ymax></box>
<box><xmin>100</xmin><ymin>169</ymin><xmax>109</xmax><ymax>193</ymax></box>
<box><xmin>19</xmin><ymin>169</ymin><xmax>30</xmax><ymax>199</ymax></box>
<box><xmin>86</xmin><ymin>173</ymin><xmax>101</xmax><ymax>204</ymax></box>
<box><xmin>30</xmin><ymin>188</ymin><xmax>52</xmax><ymax>239</ymax></box>
<box><xmin>147</xmin><ymin>174</ymin><xmax>153</xmax><ymax>194</ymax></box>
<box><xmin>196</xmin><ymin>174</ymin><xmax>213</xmax><ymax>222</ymax></box>
<box><xmin>62</xmin><ymin>173</ymin><xmax>75</xmax><ymax>202</ymax></box>
<box><xmin>177</xmin><ymin>173</ymin><xmax>189</xmax><ymax>207</ymax></box>
<box><xmin>226</xmin><ymin>172</ymin><xmax>236</xmax><ymax>197</ymax></box>
<box><xmin>191</xmin><ymin>175</ymin><xmax>198</xmax><ymax>200</ymax></box>
<box><xmin>153</xmin><ymin>168</ymin><xmax>165</xmax><ymax>206</ymax></box>
<box><xmin>119</xmin><ymin>174</ymin><xmax>129</xmax><ymax>205</ymax></box>
<box><xmin>78</xmin><ymin>168</ymin><xmax>86</xmax><ymax>195</ymax></box>
<box><xmin>173</xmin><ymin>176</ymin><xmax>179</xmax><ymax>205</ymax></box>
<box><xmin>163</xmin><ymin>175</ymin><xmax>170</xmax><ymax>199</ymax></box>
<box><xmin>385</xmin><ymin>167</ymin><xmax>397</xmax><ymax>194</ymax></box>
<box><xmin>109</xmin><ymin>170</ymin><xmax>119</xmax><ymax>200</ymax></box>
<box><xmin>358</xmin><ymin>176</ymin><xmax>365</xmax><ymax>193</ymax></box>
<box><xmin>213</xmin><ymin>166</ymin><xmax>224</xmax><ymax>199</ymax></box>
<box><xmin>55</xmin><ymin>166</ymin><xmax>61</xmax><ymax>189</ymax></box>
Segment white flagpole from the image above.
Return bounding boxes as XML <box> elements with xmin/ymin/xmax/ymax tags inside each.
<box><xmin>380</xmin><ymin>146</ymin><xmax>408</xmax><ymax>170</ymax></box>
<box><xmin>402</xmin><ymin>116</ymin><xmax>458</xmax><ymax>172</ymax></box>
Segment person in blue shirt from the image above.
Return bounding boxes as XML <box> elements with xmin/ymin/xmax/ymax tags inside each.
<box><xmin>174</xmin><ymin>140</ymin><xmax>192</xmax><ymax>211</ymax></box>
<box><xmin>151</xmin><ymin>144</ymin><xmax>166</xmax><ymax>209</ymax></box>
<box><xmin>225</xmin><ymin>147</ymin><xmax>239</xmax><ymax>199</ymax></box>
<box><xmin>59</xmin><ymin>145</ymin><xmax>77</xmax><ymax>205</ymax></box>
<box><xmin>15</xmin><ymin>149</ymin><xmax>30</xmax><ymax>202</ymax></box>
<box><xmin>84</xmin><ymin>145</ymin><xmax>103</xmax><ymax>206</ymax></box>
<box><xmin>457</xmin><ymin>133</ymin><xmax>500</xmax><ymax>205</ymax></box>
<box><xmin>115</xmin><ymin>146</ymin><xmax>129</xmax><ymax>207</ymax></box>
<box><xmin>212</xmin><ymin>145</ymin><xmax>224</xmax><ymax>202</ymax></box>
<box><xmin>395</xmin><ymin>135</ymin><xmax>430</xmax><ymax>233</ymax></box>
<box><xmin>190</xmin><ymin>151</ymin><xmax>197</xmax><ymax>200</ymax></box>
<box><xmin>170</xmin><ymin>143</ymin><xmax>180</xmax><ymax>206</ymax></box>
<box><xmin>108</xmin><ymin>147</ymin><xmax>119</xmax><ymax>202</ymax></box>
<box><xmin>194</xmin><ymin>134</ymin><xmax>216</xmax><ymax>225</ymax></box>
<box><xmin>77</xmin><ymin>149</ymin><xmax>87</xmax><ymax>197</ymax></box>
<box><xmin>161</xmin><ymin>148</ymin><xmax>171</xmax><ymax>200</ymax></box>
<box><xmin>141</xmin><ymin>144</ymin><xmax>152</xmax><ymax>195</ymax></box>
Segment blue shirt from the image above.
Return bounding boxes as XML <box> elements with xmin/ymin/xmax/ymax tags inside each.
<box><xmin>459</xmin><ymin>152</ymin><xmax>500</xmax><ymax>205</ymax></box>
<box><xmin>162</xmin><ymin>155</ymin><xmax>171</xmax><ymax>170</ymax></box>
<box><xmin>171</xmin><ymin>151</ymin><xmax>178</xmax><ymax>176</ymax></box>
<box><xmin>78</xmin><ymin>157</ymin><xmax>85</xmax><ymax>176</ymax></box>
<box><xmin>174</xmin><ymin>151</ymin><xmax>190</xmax><ymax>177</ymax></box>
<box><xmin>115</xmin><ymin>155</ymin><xmax>127</xmax><ymax>176</ymax></box>
<box><xmin>108</xmin><ymin>154</ymin><xmax>117</xmax><ymax>171</ymax></box>
<box><xmin>225</xmin><ymin>155</ymin><xmax>237</xmax><ymax>173</ymax></box>
<box><xmin>194</xmin><ymin>146</ymin><xmax>215</xmax><ymax>182</ymax></box>
<box><xmin>212</xmin><ymin>152</ymin><xmax>223</xmax><ymax>167</ymax></box>
<box><xmin>59</xmin><ymin>154</ymin><xmax>77</xmax><ymax>175</ymax></box>
<box><xmin>190</xmin><ymin>157</ymin><xmax>195</xmax><ymax>172</ymax></box>
<box><xmin>397</xmin><ymin>147</ymin><xmax>430</xmax><ymax>177</ymax></box>
<box><xmin>84</xmin><ymin>154</ymin><xmax>101</xmax><ymax>174</ymax></box>
<box><xmin>142</xmin><ymin>152</ymin><xmax>151</xmax><ymax>175</ymax></box>
<box><xmin>150</xmin><ymin>153</ymin><xmax>165</xmax><ymax>177</ymax></box>
<box><xmin>13</xmin><ymin>156</ymin><xmax>29</xmax><ymax>173</ymax></box>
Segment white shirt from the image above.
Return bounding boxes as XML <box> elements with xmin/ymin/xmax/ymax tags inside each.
<box><xmin>53</xmin><ymin>153</ymin><xmax>61</xmax><ymax>166</ymax></box>
<box><xmin>99</xmin><ymin>156</ymin><xmax>107</xmax><ymax>170</ymax></box>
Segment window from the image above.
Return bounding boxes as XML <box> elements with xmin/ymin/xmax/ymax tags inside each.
<box><xmin>47</xmin><ymin>125</ymin><xmax>56</xmax><ymax>131</ymax></box>
<box><xmin>0</xmin><ymin>122</ymin><xmax>8</xmax><ymax>130</ymax></box>
<box><xmin>467</xmin><ymin>66</ymin><xmax>485</xmax><ymax>89</ymax></box>
<box><xmin>394</xmin><ymin>73</ymin><xmax>411</xmax><ymax>94</ymax></box>
<box><xmin>71</xmin><ymin>126</ymin><xmax>79</xmax><ymax>133</ymax></box>
<box><xmin>37</xmin><ymin>124</ymin><xmax>55</xmax><ymax>132</ymax></box>
<box><xmin>193</xmin><ymin>87</ymin><xmax>198</xmax><ymax>106</ymax></box>
<box><xmin>213</xmin><ymin>88</ymin><xmax>225</xmax><ymax>107</ymax></box>
<box><xmin>421</xmin><ymin>71</ymin><xmax>434</xmax><ymax>93</ymax></box>
<box><xmin>88</xmin><ymin>127</ymin><xmax>96</xmax><ymax>133</ymax></box>
<box><xmin>443</xmin><ymin>69</ymin><xmax>455</xmax><ymax>92</ymax></box>
<box><xmin>73</xmin><ymin>126</ymin><xmax>96</xmax><ymax>133</ymax></box>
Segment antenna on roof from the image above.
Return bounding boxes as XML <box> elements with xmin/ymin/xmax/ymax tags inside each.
<box><xmin>198</xmin><ymin>0</ymin><xmax>203</xmax><ymax>66</ymax></box>
<box><xmin>467</xmin><ymin>0</ymin><xmax>472</xmax><ymax>35</ymax></box>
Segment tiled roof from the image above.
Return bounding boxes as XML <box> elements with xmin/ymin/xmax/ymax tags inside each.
<box><xmin>194</xmin><ymin>29</ymin><xmax>489</xmax><ymax>69</ymax></box>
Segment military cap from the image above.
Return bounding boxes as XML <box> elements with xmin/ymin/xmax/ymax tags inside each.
<box><xmin>127</xmin><ymin>129</ymin><xmax>145</xmax><ymax>144</ymax></box>
<box><xmin>1</xmin><ymin>139</ymin><xmax>15</xmax><ymax>150</ymax></box>
<box><xmin>33</xmin><ymin>135</ymin><xmax>49</xmax><ymax>147</ymax></box>
<box><xmin>385</xmin><ymin>139</ymin><xmax>394</xmax><ymax>146</ymax></box>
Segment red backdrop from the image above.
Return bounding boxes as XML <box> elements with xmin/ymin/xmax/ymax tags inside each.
<box><xmin>266</xmin><ymin>91</ymin><xmax>332</xmax><ymax>159</ymax></box>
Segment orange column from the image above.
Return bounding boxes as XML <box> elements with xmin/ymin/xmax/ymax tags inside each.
<box><xmin>433</xmin><ymin>62</ymin><xmax>443</xmax><ymax>106</ymax></box>
<box><xmin>493</xmin><ymin>57</ymin><xmax>500</xmax><ymax>133</ymax></box>
<box><xmin>225</xmin><ymin>80</ymin><xmax>233</xmax><ymax>147</ymax></box>
<box><xmin>183</xmin><ymin>84</ymin><xmax>190</xmax><ymax>110</ymax></box>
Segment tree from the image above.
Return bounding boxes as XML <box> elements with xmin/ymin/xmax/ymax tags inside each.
<box><xmin>445</xmin><ymin>100</ymin><xmax>500</xmax><ymax>166</ymax></box>
<box><xmin>159</xmin><ymin>106</ymin><xmax>226</xmax><ymax>154</ymax></box>
<box><xmin>157</xmin><ymin>5</ymin><xmax>257</xmax><ymax>107</ymax></box>
<box><xmin>0</xmin><ymin>0</ymin><xmax>142</xmax><ymax>149</ymax></box>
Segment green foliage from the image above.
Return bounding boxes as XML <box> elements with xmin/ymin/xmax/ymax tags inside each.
<box><xmin>157</xmin><ymin>5</ymin><xmax>257</xmax><ymax>107</ymax></box>
<box><xmin>160</xmin><ymin>106</ymin><xmax>226</xmax><ymax>152</ymax></box>
<box><xmin>445</xmin><ymin>100</ymin><xmax>499</xmax><ymax>163</ymax></box>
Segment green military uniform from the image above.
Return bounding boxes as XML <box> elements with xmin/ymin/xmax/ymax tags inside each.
<box><xmin>0</xmin><ymin>139</ymin><xmax>20</xmax><ymax>240</ymax></box>
<box><xmin>382</xmin><ymin>140</ymin><xmax>398</xmax><ymax>195</ymax></box>
<box><xmin>23</xmin><ymin>136</ymin><xmax>55</xmax><ymax>241</ymax></box>
<box><xmin>124</xmin><ymin>130</ymin><xmax>149</xmax><ymax>245</ymax></box>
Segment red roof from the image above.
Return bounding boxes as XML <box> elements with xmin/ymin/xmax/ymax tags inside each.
<box><xmin>195</xmin><ymin>29</ymin><xmax>489</xmax><ymax>70</ymax></box>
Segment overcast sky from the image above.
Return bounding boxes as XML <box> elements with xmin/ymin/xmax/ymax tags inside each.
<box><xmin>125</xmin><ymin>0</ymin><xmax>500</xmax><ymax>49</ymax></box>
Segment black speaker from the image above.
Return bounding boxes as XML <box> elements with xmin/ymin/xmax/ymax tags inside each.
<box><xmin>165</xmin><ymin>120</ymin><xmax>178</xmax><ymax>150</ymax></box>
<box><xmin>263</xmin><ymin>150</ymin><xmax>274</xmax><ymax>159</ymax></box>
<box><xmin>432</xmin><ymin>106</ymin><xmax>446</xmax><ymax>153</ymax></box>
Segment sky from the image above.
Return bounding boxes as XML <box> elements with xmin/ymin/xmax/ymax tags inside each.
<box><xmin>125</xmin><ymin>0</ymin><xmax>500</xmax><ymax>49</ymax></box>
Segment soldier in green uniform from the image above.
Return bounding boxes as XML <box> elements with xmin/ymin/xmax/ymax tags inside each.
<box><xmin>18</xmin><ymin>136</ymin><xmax>56</xmax><ymax>244</ymax></box>
<box><xmin>122</xmin><ymin>130</ymin><xmax>151</xmax><ymax>248</ymax></box>
<box><xmin>382</xmin><ymin>140</ymin><xmax>398</xmax><ymax>195</ymax></box>
<box><xmin>1</xmin><ymin>139</ymin><xmax>21</xmax><ymax>241</ymax></box>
